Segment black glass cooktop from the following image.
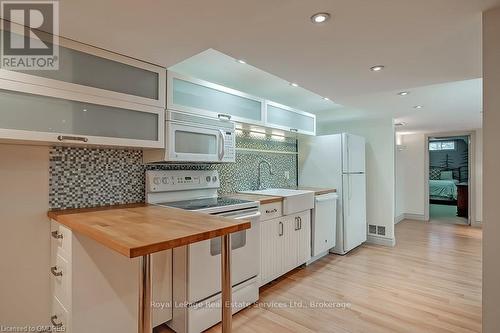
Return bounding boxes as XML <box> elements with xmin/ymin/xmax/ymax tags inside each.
<box><xmin>156</xmin><ymin>197</ymin><xmax>254</xmax><ymax>211</ymax></box>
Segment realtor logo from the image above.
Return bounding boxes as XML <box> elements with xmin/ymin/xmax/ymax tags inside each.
<box><xmin>1</xmin><ymin>1</ymin><xmax>59</xmax><ymax>70</ymax></box>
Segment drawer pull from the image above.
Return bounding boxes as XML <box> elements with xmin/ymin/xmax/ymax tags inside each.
<box><xmin>51</xmin><ymin>231</ymin><xmax>63</xmax><ymax>239</ymax></box>
<box><xmin>51</xmin><ymin>266</ymin><xmax>63</xmax><ymax>277</ymax></box>
<box><xmin>51</xmin><ymin>315</ymin><xmax>63</xmax><ymax>328</ymax></box>
<box><xmin>290</xmin><ymin>128</ymin><xmax>299</xmax><ymax>132</ymax></box>
<box><xmin>265</xmin><ymin>208</ymin><xmax>278</xmax><ymax>214</ymax></box>
<box><xmin>217</xmin><ymin>113</ymin><xmax>232</xmax><ymax>121</ymax></box>
<box><xmin>57</xmin><ymin>135</ymin><xmax>88</xmax><ymax>143</ymax></box>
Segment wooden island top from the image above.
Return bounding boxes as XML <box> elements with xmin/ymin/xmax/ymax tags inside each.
<box><xmin>48</xmin><ymin>203</ymin><xmax>251</xmax><ymax>258</ymax></box>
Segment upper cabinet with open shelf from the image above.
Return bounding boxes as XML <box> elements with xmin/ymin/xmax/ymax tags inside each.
<box><xmin>167</xmin><ymin>72</ymin><xmax>316</xmax><ymax>135</ymax></box>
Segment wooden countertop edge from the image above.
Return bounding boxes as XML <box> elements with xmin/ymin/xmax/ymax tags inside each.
<box><xmin>48</xmin><ymin>204</ymin><xmax>251</xmax><ymax>258</ymax></box>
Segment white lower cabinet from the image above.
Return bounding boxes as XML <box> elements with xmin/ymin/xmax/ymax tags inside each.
<box><xmin>259</xmin><ymin>207</ymin><xmax>311</xmax><ymax>286</ymax></box>
<box><xmin>49</xmin><ymin>220</ymin><xmax>172</xmax><ymax>333</ymax></box>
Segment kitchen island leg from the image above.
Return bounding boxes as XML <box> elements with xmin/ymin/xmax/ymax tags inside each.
<box><xmin>221</xmin><ymin>234</ymin><xmax>232</xmax><ymax>333</ymax></box>
<box><xmin>139</xmin><ymin>254</ymin><xmax>152</xmax><ymax>333</ymax></box>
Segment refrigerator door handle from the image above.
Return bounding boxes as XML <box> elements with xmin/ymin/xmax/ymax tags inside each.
<box><xmin>346</xmin><ymin>134</ymin><xmax>350</xmax><ymax>173</ymax></box>
<box><xmin>346</xmin><ymin>175</ymin><xmax>350</xmax><ymax>216</ymax></box>
<box><xmin>349</xmin><ymin>175</ymin><xmax>353</xmax><ymax>201</ymax></box>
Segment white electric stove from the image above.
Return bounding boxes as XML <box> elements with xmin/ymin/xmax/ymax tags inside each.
<box><xmin>146</xmin><ymin>170</ymin><xmax>261</xmax><ymax>333</ymax></box>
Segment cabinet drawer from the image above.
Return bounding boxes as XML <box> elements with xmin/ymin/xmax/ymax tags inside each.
<box><xmin>51</xmin><ymin>254</ymin><xmax>71</xmax><ymax>309</ymax></box>
<box><xmin>51</xmin><ymin>220</ymin><xmax>72</xmax><ymax>261</ymax></box>
<box><xmin>259</xmin><ymin>202</ymin><xmax>282</xmax><ymax>221</ymax></box>
<box><xmin>51</xmin><ymin>296</ymin><xmax>69</xmax><ymax>333</ymax></box>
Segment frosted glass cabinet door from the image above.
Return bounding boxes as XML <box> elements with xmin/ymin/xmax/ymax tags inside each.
<box><xmin>266</xmin><ymin>102</ymin><xmax>316</xmax><ymax>135</ymax></box>
<box><xmin>0</xmin><ymin>31</ymin><xmax>166</xmax><ymax>108</ymax></box>
<box><xmin>0</xmin><ymin>88</ymin><xmax>163</xmax><ymax>148</ymax></box>
<box><xmin>168</xmin><ymin>73</ymin><xmax>264</xmax><ymax>124</ymax></box>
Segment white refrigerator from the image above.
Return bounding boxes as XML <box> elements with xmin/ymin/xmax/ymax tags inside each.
<box><xmin>298</xmin><ymin>133</ymin><xmax>367</xmax><ymax>255</ymax></box>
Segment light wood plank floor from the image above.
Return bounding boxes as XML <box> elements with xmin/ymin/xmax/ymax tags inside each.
<box><xmin>158</xmin><ymin>220</ymin><xmax>482</xmax><ymax>333</ymax></box>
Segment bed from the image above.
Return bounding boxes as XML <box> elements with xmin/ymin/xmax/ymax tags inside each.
<box><xmin>429</xmin><ymin>167</ymin><xmax>462</xmax><ymax>204</ymax></box>
<box><xmin>429</xmin><ymin>179</ymin><xmax>458</xmax><ymax>201</ymax></box>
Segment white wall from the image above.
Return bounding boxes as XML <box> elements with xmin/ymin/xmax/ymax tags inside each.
<box><xmin>483</xmin><ymin>7</ymin><xmax>500</xmax><ymax>332</ymax></box>
<box><xmin>318</xmin><ymin>118</ymin><xmax>396</xmax><ymax>243</ymax></box>
<box><xmin>395</xmin><ymin>134</ymin><xmax>405</xmax><ymax>221</ymax></box>
<box><xmin>475</xmin><ymin>128</ymin><xmax>483</xmax><ymax>222</ymax></box>
<box><xmin>398</xmin><ymin>133</ymin><xmax>426</xmax><ymax>217</ymax></box>
<box><xmin>0</xmin><ymin>144</ymin><xmax>50</xmax><ymax>326</ymax></box>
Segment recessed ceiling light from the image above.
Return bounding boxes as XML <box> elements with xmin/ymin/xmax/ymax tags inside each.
<box><xmin>398</xmin><ymin>91</ymin><xmax>410</xmax><ymax>96</ymax></box>
<box><xmin>370</xmin><ymin>65</ymin><xmax>385</xmax><ymax>72</ymax></box>
<box><xmin>290</xmin><ymin>82</ymin><xmax>299</xmax><ymax>87</ymax></box>
<box><xmin>323</xmin><ymin>97</ymin><xmax>330</xmax><ymax>101</ymax></box>
<box><xmin>414</xmin><ymin>105</ymin><xmax>423</xmax><ymax>109</ymax></box>
<box><xmin>236</xmin><ymin>59</ymin><xmax>246</xmax><ymax>64</ymax></box>
<box><xmin>311</xmin><ymin>12</ymin><xmax>331</xmax><ymax>24</ymax></box>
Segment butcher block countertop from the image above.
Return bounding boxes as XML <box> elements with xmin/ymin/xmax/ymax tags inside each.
<box><xmin>224</xmin><ymin>193</ymin><xmax>283</xmax><ymax>205</ymax></box>
<box><xmin>296</xmin><ymin>187</ymin><xmax>337</xmax><ymax>196</ymax></box>
<box><xmin>48</xmin><ymin>203</ymin><xmax>251</xmax><ymax>258</ymax></box>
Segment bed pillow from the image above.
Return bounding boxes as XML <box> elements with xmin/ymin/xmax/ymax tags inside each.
<box><xmin>430</xmin><ymin>168</ymin><xmax>441</xmax><ymax>180</ymax></box>
<box><xmin>440</xmin><ymin>171</ymin><xmax>453</xmax><ymax>180</ymax></box>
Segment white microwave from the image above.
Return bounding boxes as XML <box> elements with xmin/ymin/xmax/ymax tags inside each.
<box><xmin>143</xmin><ymin>111</ymin><xmax>236</xmax><ymax>163</ymax></box>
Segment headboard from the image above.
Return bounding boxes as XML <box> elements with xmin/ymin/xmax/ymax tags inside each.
<box><xmin>429</xmin><ymin>165</ymin><xmax>463</xmax><ymax>182</ymax></box>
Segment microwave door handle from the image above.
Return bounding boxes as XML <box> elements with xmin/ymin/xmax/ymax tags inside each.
<box><xmin>218</xmin><ymin>130</ymin><xmax>225</xmax><ymax>161</ymax></box>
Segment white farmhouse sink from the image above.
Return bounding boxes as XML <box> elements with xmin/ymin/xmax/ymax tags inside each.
<box><xmin>240</xmin><ymin>188</ymin><xmax>314</xmax><ymax>215</ymax></box>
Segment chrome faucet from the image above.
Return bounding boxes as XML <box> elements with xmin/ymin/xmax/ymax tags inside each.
<box><xmin>258</xmin><ymin>160</ymin><xmax>274</xmax><ymax>190</ymax></box>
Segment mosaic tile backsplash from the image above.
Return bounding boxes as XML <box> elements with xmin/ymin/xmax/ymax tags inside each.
<box><xmin>49</xmin><ymin>131</ymin><xmax>298</xmax><ymax>209</ymax></box>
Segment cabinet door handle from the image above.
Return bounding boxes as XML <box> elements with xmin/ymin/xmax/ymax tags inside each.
<box><xmin>290</xmin><ymin>128</ymin><xmax>299</xmax><ymax>133</ymax></box>
<box><xmin>299</xmin><ymin>217</ymin><xmax>302</xmax><ymax>230</ymax></box>
<box><xmin>57</xmin><ymin>135</ymin><xmax>88</xmax><ymax>143</ymax></box>
<box><xmin>51</xmin><ymin>266</ymin><xmax>63</xmax><ymax>277</ymax></box>
<box><xmin>265</xmin><ymin>208</ymin><xmax>277</xmax><ymax>214</ymax></box>
<box><xmin>278</xmin><ymin>221</ymin><xmax>284</xmax><ymax>236</ymax></box>
<box><xmin>218</xmin><ymin>114</ymin><xmax>232</xmax><ymax>121</ymax></box>
<box><xmin>51</xmin><ymin>315</ymin><xmax>63</xmax><ymax>328</ymax></box>
<box><xmin>51</xmin><ymin>230</ymin><xmax>63</xmax><ymax>239</ymax></box>
<box><xmin>294</xmin><ymin>217</ymin><xmax>299</xmax><ymax>231</ymax></box>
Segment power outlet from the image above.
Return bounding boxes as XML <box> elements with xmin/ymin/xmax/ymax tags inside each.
<box><xmin>284</xmin><ymin>171</ymin><xmax>290</xmax><ymax>180</ymax></box>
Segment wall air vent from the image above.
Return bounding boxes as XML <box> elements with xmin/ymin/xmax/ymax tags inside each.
<box><xmin>377</xmin><ymin>226</ymin><xmax>386</xmax><ymax>236</ymax></box>
<box><xmin>368</xmin><ymin>225</ymin><xmax>377</xmax><ymax>234</ymax></box>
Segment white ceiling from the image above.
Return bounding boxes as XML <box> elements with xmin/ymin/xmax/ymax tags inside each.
<box><xmin>20</xmin><ymin>0</ymin><xmax>500</xmax><ymax>132</ymax></box>
<box><xmin>169</xmin><ymin>48</ymin><xmax>344</xmax><ymax>113</ymax></box>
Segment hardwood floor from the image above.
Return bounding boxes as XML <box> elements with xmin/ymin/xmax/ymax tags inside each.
<box><xmin>157</xmin><ymin>220</ymin><xmax>482</xmax><ymax>333</ymax></box>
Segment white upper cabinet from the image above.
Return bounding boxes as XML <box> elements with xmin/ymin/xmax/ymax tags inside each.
<box><xmin>265</xmin><ymin>101</ymin><xmax>316</xmax><ymax>135</ymax></box>
<box><xmin>0</xmin><ymin>24</ymin><xmax>165</xmax><ymax>148</ymax></box>
<box><xmin>0</xmin><ymin>79</ymin><xmax>164</xmax><ymax>148</ymax></box>
<box><xmin>167</xmin><ymin>72</ymin><xmax>317</xmax><ymax>135</ymax></box>
<box><xmin>0</xmin><ymin>28</ymin><xmax>166</xmax><ymax>108</ymax></box>
<box><xmin>168</xmin><ymin>72</ymin><xmax>265</xmax><ymax>124</ymax></box>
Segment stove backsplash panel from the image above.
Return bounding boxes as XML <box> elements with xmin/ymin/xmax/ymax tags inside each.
<box><xmin>49</xmin><ymin>131</ymin><xmax>298</xmax><ymax>209</ymax></box>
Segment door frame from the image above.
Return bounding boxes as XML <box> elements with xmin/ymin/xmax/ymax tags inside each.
<box><xmin>424</xmin><ymin>130</ymin><xmax>476</xmax><ymax>225</ymax></box>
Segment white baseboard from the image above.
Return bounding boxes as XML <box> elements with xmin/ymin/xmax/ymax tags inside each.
<box><xmin>403</xmin><ymin>213</ymin><xmax>427</xmax><ymax>221</ymax></box>
<box><xmin>366</xmin><ymin>235</ymin><xmax>396</xmax><ymax>247</ymax></box>
<box><xmin>395</xmin><ymin>214</ymin><xmax>405</xmax><ymax>224</ymax></box>
<box><xmin>471</xmin><ymin>220</ymin><xmax>482</xmax><ymax>228</ymax></box>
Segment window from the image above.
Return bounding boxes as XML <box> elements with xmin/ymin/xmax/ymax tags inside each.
<box><xmin>429</xmin><ymin>141</ymin><xmax>455</xmax><ymax>151</ymax></box>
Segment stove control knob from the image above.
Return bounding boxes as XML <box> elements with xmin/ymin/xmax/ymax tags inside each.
<box><xmin>153</xmin><ymin>177</ymin><xmax>161</xmax><ymax>185</ymax></box>
<box><xmin>162</xmin><ymin>177</ymin><xmax>168</xmax><ymax>184</ymax></box>
<box><xmin>212</xmin><ymin>176</ymin><xmax>217</xmax><ymax>182</ymax></box>
<box><xmin>206</xmin><ymin>176</ymin><xmax>211</xmax><ymax>182</ymax></box>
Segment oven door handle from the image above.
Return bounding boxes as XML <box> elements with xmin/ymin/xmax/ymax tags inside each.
<box><xmin>231</xmin><ymin>211</ymin><xmax>261</xmax><ymax>220</ymax></box>
<box><xmin>218</xmin><ymin>130</ymin><xmax>226</xmax><ymax>161</ymax></box>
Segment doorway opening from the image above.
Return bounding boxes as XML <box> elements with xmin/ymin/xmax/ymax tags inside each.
<box><xmin>427</xmin><ymin>135</ymin><xmax>470</xmax><ymax>225</ymax></box>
